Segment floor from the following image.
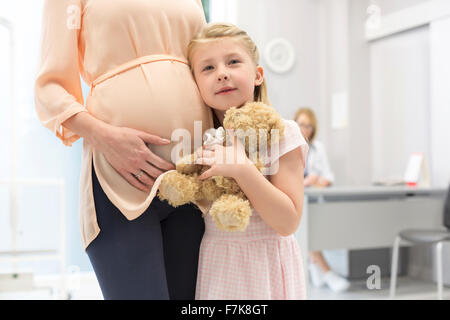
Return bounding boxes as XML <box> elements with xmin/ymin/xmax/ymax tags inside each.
<box><xmin>307</xmin><ymin>277</ymin><xmax>450</xmax><ymax>300</ymax></box>
<box><xmin>0</xmin><ymin>272</ymin><xmax>449</xmax><ymax>300</ymax></box>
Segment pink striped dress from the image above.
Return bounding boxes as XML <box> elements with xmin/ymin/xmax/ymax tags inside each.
<box><xmin>195</xmin><ymin>119</ymin><xmax>309</xmax><ymax>300</ymax></box>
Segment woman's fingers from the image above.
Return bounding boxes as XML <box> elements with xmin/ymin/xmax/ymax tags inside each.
<box><xmin>139</xmin><ymin>132</ymin><xmax>171</xmax><ymax>145</ymax></box>
<box><xmin>138</xmin><ymin>131</ymin><xmax>175</xmax><ymax>169</ymax></box>
<box><xmin>146</xmin><ymin>151</ymin><xmax>176</xmax><ymax>170</ymax></box>
<box><xmin>142</xmin><ymin>161</ymin><xmax>165</xmax><ymax>180</ymax></box>
<box><xmin>99</xmin><ymin>126</ymin><xmax>174</xmax><ymax>192</ymax></box>
<box><xmin>138</xmin><ymin>132</ymin><xmax>175</xmax><ymax>170</ymax></box>
<box><xmin>123</xmin><ymin>163</ymin><xmax>160</xmax><ymax>192</ymax></box>
<box><xmin>136</xmin><ymin>172</ymin><xmax>156</xmax><ymax>189</ymax></box>
<box><xmin>123</xmin><ymin>170</ymin><xmax>153</xmax><ymax>192</ymax></box>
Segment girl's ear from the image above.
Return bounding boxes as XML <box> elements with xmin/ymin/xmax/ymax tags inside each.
<box><xmin>254</xmin><ymin>65</ymin><xmax>264</xmax><ymax>86</ymax></box>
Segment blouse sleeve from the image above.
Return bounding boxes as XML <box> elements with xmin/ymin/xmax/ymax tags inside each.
<box><xmin>34</xmin><ymin>0</ymin><xmax>87</xmax><ymax>147</ymax></box>
<box><xmin>315</xmin><ymin>141</ymin><xmax>335</xmax><ymax>183</ymax></box>
<box><xmin>267</xmin><ymin>119</ymin><xmax>309</xmax><ymax>170</ymax></box>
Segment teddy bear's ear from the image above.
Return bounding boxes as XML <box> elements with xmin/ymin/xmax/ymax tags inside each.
<box><xmin>223</xmin><ymin>107</ymin><xmax>238</xmax><ymax>129</ymax></box>
<box><xmin>222</xmin><ymin>101</ymin><xmax>286</xmax><ymax>151</ymax></box>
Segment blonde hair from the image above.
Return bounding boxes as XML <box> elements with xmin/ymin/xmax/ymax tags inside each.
<box><xmin>294</xmin><ymin>107</ymin><xmax>317</xmax><ymax>143</ymax></box>
<box><xmin>187</xmin><ymin>22</ymin><xmax>270</xmax><ymax>105</ymax></box>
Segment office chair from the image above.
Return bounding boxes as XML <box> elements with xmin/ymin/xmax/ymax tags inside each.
<box><xmin>389</xmin><ymin>184</ymin><xmax>450</xmax><ymax>300</ymax></box>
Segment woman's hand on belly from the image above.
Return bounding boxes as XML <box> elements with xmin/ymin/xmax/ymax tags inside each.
<box><xmin>94</xmin><ymin>124</ymin><xmax>176</xmax><ymax>192</ymax></box>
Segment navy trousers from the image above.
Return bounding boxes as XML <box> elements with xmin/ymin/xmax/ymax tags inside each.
<box><xmin>86</xmin><ymin>164</ymin><xmax>205</xmax><ymax>300</ymax></box>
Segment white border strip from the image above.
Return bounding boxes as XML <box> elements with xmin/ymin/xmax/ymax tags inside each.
<box><xmin>365</xmin><ymin>0</ymin><xmax>450</xmax><ymax>41</ymax></box>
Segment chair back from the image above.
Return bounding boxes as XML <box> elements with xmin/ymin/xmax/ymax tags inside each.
<box><xmin>444</xmin><ymin>183</ymin><xmax>450</xmax><ymax>230</ymax></box>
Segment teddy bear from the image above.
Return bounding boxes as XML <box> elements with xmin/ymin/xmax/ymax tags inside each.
<box><xmin>157</xmin><ymin>101</ymin><xmax>285</xmax><ymax>232</ymax></box>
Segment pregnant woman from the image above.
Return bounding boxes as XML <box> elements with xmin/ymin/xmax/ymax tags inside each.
<box><xmin>34</xmin><ymin>0</ymin><xmax>213</xmax><ymax>299</ymax></box>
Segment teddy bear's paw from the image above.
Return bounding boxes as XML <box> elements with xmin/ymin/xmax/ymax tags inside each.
<box><xmin>176</xmin><ymin>153</ymin><xmax>203</xmax><ymax>175</ymax></box>
<box><xmin>200</xmin><ymin>178</ymin><xmax>224</xmax><ymax>201</ymax></box>
<box><xmin>209</xmin><ymin>194</ymin><xmax>252</xmax><ymax>232</ymax></box>
<box><xmin>158</xmin><ymin>171</ymin><xmax>200</xmax><ymax>207</ymax></box>
<box><xmin>212</xmin><ymin>176</ymin><xmax>241</xmax><ymax>194</ymax></box>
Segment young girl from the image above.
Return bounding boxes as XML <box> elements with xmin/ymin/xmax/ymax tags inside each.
<box><xmin>187</xmin><ymin>23</ymin><xmax>309</xmax><ymax>300</ymax></box>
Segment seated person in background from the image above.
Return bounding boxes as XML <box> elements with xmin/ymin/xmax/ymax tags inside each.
<box><xmin>294</xmin><ymin>107</ymin><xmax>350</xmax><ymax>293</ymax></box>
<box><xmin>295</xmin><ymin>108</ymin><xmax>334</xmax><ymax>187</ymax></box>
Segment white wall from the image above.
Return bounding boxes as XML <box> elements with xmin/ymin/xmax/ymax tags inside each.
<box><xmin>370</xmin><ymin>26</ymin><xmax>431</xmax><ymax>182</ymax></box>
<box><xmin>430</xmin><ymin>17</ymin><xmax>450</xmax><ymax>188</ymax></box>
<box><xmin>318</xmin><ymin>0</ymin><xmax>373</xmax><ymax>186</ymax></box>
<box><xmin>347</xmin><ymin>0</ymin><xmax>373</xmax><ymax>185</ymax></box>
<box><xmin>318</xmin><ymin>0</ymin><xmax>352</xmax><ymax>186</ymax></box>
<box><xmin>375</xmin><ymin>0</ymin><xmax>431</xmax><ymax>15</ymax></box>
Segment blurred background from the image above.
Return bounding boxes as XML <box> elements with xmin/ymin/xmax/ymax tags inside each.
<box><xmin>1</xmin><ymin>0</ymin><xmax>449</xmax><ymax>299</ymax></box>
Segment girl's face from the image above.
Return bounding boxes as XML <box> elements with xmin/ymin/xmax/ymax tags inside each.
<box><xmin>191</xmin><ymin>38</ymin><xmax>264</xmax><ymax>111</ymax></box>
<box><xmin>296</xmin><ymin>114</ymin><xmax>314</xmax><ymax>141</ymax></box>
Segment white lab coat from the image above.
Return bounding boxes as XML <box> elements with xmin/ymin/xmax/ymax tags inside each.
<box><xmin>305</xmin><ymin>140</ymin><xmax>335</xmax><ymax>184</ymax></box>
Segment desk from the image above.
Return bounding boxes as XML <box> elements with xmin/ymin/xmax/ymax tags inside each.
<box><xmin>295</xmin><ymin>186</ymin><xmax>447</xmax><ymax>293</ymax></box>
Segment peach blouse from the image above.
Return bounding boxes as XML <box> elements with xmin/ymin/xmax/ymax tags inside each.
<box><xmin>34</xmin><ymin>0</ymin><xmax>213</xmax><ymax>250</ymax></box>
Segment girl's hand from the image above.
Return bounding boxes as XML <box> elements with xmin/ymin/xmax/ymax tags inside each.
<box><xmin>195</xmin><ymin>129</ymin><xmax>252</xmax><ymax>180</ymax></box>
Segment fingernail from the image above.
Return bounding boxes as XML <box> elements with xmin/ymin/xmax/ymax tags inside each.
<box><xmin>163</xmin><ymin>139</ymin><xmax>171</xmax><ymax>143</ymax></box>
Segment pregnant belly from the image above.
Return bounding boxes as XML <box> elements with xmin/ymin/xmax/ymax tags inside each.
<box><xmin>86</xmin><ymin>60</ymin><xmax>213</xmax><ymax>164</ymax></box>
